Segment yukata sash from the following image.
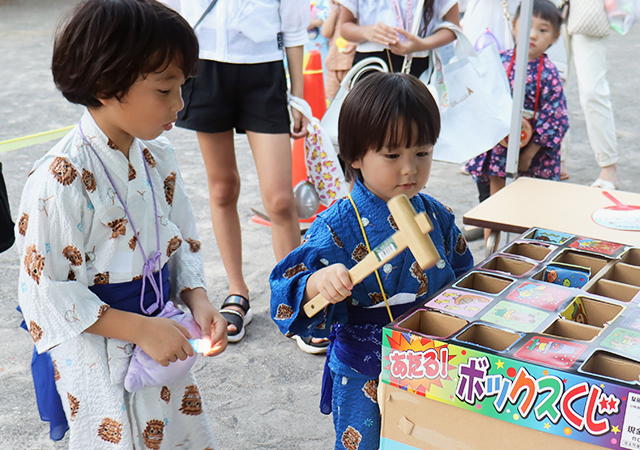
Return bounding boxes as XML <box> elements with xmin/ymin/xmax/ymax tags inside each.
<box><xmin>319</xmin><ymin>300</ymin><xmax>417</xmax><ymax>415</ymax></box>
<box><xmin>20</xmin><ymin>266</ymin><xmax>169</xmax><ymax>441</ymax></box>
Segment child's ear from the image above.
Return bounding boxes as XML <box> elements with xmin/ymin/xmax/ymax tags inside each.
<box><xmin>351</xmin><ymin>159</ymin><xmax>362</xmax><ymax>170</ymax></box>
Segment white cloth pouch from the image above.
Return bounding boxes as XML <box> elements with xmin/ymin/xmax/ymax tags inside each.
<box><xmin>421</xmin><ymin>22</ymin><xmax>513</xmax><ymax>164</ymax></box>
<box><xmin>124</xmin><ymin>301</ymin><xmax>201</xmax><ymax>393</ymax></box>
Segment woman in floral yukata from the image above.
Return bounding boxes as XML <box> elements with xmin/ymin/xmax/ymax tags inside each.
<box><xmin>15</xmin><ymin>0</ymin><xmax>226</xmax><ymax>448</ymax></box>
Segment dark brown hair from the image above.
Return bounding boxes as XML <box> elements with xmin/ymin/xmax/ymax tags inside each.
<box><xmin>515</xmin><ymin>0</ymin><xmax>563</xmax><ymax>35</ymax></box>
<box><xmin>338</xmin><ymin>72</ymin><xmax>441</xmax><ymax>182</ymax></box>
<box><xmin>52</xmin><ymin>0</ymin><xmax>198</xmax><ymax>107</ymax></box>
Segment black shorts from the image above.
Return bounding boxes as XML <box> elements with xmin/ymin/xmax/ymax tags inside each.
<box><xmin>177</xmin><ymin>59</ymin><xmax>290</xmax><ymax>134</ymax></box>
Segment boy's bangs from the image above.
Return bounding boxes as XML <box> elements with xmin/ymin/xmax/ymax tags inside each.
<box><xmin>380</xmin><ymin>115</ymin><xmax>431</xmax><ymax>151</ymax></box>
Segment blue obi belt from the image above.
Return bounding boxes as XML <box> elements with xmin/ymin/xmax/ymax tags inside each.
<box><xmin>320</xmin><ymin>299</ymin><xmax>417</xmax><ymax>415</ymax></box>
<box><xmin>18</xmin><ymin>265</ymin><xmax>169</xmax><ymax>441</ymax></box>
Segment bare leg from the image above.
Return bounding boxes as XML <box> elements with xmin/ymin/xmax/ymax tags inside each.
<box><xmin>197</xmin><ymin>131</ymin><xmax>248</xmax><ymax>333</ymax></box>
<box><xmin>246</xmin><ymin>131</ymin><xmax>301</xmax><ymax>261</ymax></box>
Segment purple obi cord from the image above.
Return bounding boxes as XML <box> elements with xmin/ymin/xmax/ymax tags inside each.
<box><xmin>319</xmin><ymin>300</ymin><xmax>417</xmax><ymax>415</ymax></box>
<box><xmin>78</xmin><ymin>123</ymin><xmax>165</xmax><ymax>315</ymax></box>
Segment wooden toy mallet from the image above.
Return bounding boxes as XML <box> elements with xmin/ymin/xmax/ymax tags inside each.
<box><xmin>303</xmin><ymin>194</ymin><xmax>441</xmax><ymax>318</ymax></box>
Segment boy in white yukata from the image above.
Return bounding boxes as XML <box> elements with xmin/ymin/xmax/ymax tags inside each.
<box><xmin>15</xmin><ymin>0</ymin><xmax>227</xmax><ymax>448</ymax></box>
<box><xmin>270</xmin><ymin>73</ymin><xmax>474</xmax><ymax>450</ymax></box>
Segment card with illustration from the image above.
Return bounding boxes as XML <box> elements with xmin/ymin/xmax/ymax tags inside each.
<box><xmin>514</xmin><ymin>336</ymin><xmax>588</xmax><ymax>369</ymax></box>
<box><xmin>568</xmin><ymin>238</ymin><xmax>624</xmax><ymax>256</ymax></box>
<box><xmin>481</xmin><ymin>300</ymin><xmax>550</xmax><ymax>333</ymax></box>
<box><xmin>425</xmin><ymin>289</ymin><xmax>494</xmax><ymax>318</ymax></box>
<box><xmin>560</xmin><ymin>297</ymin><xmax>590</xmax><ymax>325</ymax></box>
<box><xmin>532</xmin><ymin>229</ymin><xmax>574</xmax><ymax>245</ymax></box>
<box><xmin>601</xmin><ymin>328</ymin><xmax>640</xmax><ymax>359</ymax></box>
<box><xmin>505</xmin><ymin>281</ymin><xmax>572</xmax><ymax>311</ymax></box>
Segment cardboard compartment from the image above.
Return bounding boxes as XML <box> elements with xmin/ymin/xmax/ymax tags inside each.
<box><xmin>543</xmin><ymin>318</ymin><xmax>601</xmax><ymax>342</ymax></box>
<box><xmin>581</xmin><ymin>350</ymin><xmax>640</xmax><ymax>384</ymax></box>
<box><xmin>603</xmin><ymin>262</ymin><xmax>640</xmax><ymax>287</ymax></box>
<box><xmin>560</xmin><ymin>296</ymin><xmax>624</xmax><ymax>328</ymax></box>
<box><xmin>480</xmin><ymin>256</ymin><xmax>536</xmax><ymax>277</ymax></box>
<box><xmin>397</xmin><ymin>309</ymin><xmax>467</xmax><ymax>339</ymax></box>
<box><xmin>503</xmin><ymin>242</ymin><xmax>553</xmax><ymax>261</ymax></box>
<box><xmin>455</xmin><ymin>324</ymin><xmax>521</xmax><ymax>352</ymax></box>
<box><xmin>552</xmin><ymin>250</ymin><xmax>611</xmax><ymax>277</ymax></box>
<box><xmin>454</xmin><ymin>272</ymin><xmax>513</xmax><ymax>295</ymax></box>
<box><xmin>586</xmin><ymin>279</ymin><xmax>640</xmax><ymax>303</ymax></box>
<box><xmin>621</xmin><ymin>248</ymin><xmax>640</xmax><ymax>266</ymax></box>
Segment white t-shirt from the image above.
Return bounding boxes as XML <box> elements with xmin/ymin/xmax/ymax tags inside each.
<box><xmin>162</xmin><ymin>0</ymin><xmax>310</xmax><ymax>64</ymax></box>
<box><xmin>339</xmin><ymin>0</ymin><xmax>458</xmax><ymax>57</ymax></box>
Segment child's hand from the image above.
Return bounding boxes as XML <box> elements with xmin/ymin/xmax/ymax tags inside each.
<box><xmin>184</xmin><ymin>290</ymin><xmax>228</xmax><ymax>357</ymax></box>
<box><xmin>136</xmin><ymin>317</ymin><xmax>195</xmax><ymax>367</ymax></box>
<box><xmin>389</xmin><ymin>28</ymin><xmax>425</xmax><ymax>55</ymax></box>
<box><xmin>308</xmin><ymin>264</ymin><xmax>353</xmax><ymax>304</ymax></box>
<box><xmin>364</xmin><ymin>22</ymin><xmax>399</xmax><ymax>47</ymax></box>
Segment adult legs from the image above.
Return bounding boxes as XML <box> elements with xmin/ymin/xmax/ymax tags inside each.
<box><xmin>198</xmin><ymin>130</ymin><xmax>248</xmax><ymax>333</ymax></box>
<box><xmin>571</xmin><ymin>34</ymin><xmax>619</xmax><ymax>186</ymax></box>
<box><xmin>246</xmin><ymin>131</ymin><xmax>300</xmax><ymax>261</ymax></box>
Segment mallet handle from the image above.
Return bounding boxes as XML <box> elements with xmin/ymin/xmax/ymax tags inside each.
<box><xmin>303</xmin><ymin>213</ymin><xmax>433</xmax><ymax>317</ymax></box>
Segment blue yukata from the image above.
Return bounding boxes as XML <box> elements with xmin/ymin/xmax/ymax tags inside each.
<box><xmin>270</xmin><ymin>180</ymin><xmax>473</xmax><ymax>450</ymax></box>
<box><xmin>465</xmin><ymin>49</ymin><xmax>569</xmax><ymax>182</ymax></box>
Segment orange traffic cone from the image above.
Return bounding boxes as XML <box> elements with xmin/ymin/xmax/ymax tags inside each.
<box><xmin>303</xmin><ymin>50</ymin><xmax>326</xmax><ymax>120</ymax></box>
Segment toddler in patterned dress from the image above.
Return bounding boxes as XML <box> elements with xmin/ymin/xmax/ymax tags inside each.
<box><xmin>270</xmin><ymin>72</ymin><xmax>473</xmax><ymax>450</ymax></box>
<box><xmin>465</xmin><ymin>0</ymin><xmax>569</xmax><ymax>204</ymax></box>
<box><xmin>15</xmin><ymin>0</ymin><xmax>227</xmax><ymax>448</ymax></box>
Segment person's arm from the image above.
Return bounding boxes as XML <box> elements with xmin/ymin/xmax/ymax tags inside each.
<box><xmin>85</xmin><ymin>308</ymin><xmax>195</xmax><ymax>366</ymax></box>
<box><xmin>285</xmin><ymin>45</ymin><xmax>309</xmax><ymax>139</ymax></box>
<box><xmin>389</xmin><ymin>4</ymin><xmax>460</xmax><ymax>55</ymax></box>
<box><xmin>339</xmin><ymin>6</ymin><xmax>399</xmax><ymax>46</ymax></box>
<box><xmin>321</xmin><ymin>3</ymin><xmax>340</xmax><ymax>38</ymax></box>
<box><xmin>518</xmin><ymin>142</ymin><xmax>542</xmax><ymax>173</ymax></box>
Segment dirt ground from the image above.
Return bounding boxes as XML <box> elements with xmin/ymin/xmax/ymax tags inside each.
<box><xmin>0</xmin><ymin>1</ymin><xmax>638</xmax><ymax>449</ymax></box>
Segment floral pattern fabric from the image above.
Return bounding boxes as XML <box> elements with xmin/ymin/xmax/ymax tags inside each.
<box><xmin>465</xmin><ymin>49</ymin><xmax>569</xmax><ymax>183</ymax></box>
<box><xmin>16</xmin><ymin>110</ymin><xmax>216</xmax><ymax>449</ymax></box>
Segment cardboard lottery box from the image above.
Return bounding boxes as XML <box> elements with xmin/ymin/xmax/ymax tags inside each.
<box><xmin>380</xmin><ymin>228</ymin><xmax>640</xmax><ymax>450</ymax></box>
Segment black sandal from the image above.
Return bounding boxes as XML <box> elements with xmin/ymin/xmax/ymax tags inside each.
<box><xmin>220</xmin><ymin>295</ymin><xmax>253</xmax><ymax>343</ymax></box>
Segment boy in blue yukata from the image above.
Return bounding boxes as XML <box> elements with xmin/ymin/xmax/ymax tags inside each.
<box><xmin>270</xmin><ymin>72</ymin><xmax>474</xmax><ymax>450</ymax></box>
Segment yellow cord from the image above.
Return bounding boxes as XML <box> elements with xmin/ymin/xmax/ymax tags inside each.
<box><xmin>347</xmin><ymin>193</ymin><xmax>394</xmax><ymax>322</ymax></box>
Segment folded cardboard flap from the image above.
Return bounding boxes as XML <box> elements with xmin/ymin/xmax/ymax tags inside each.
<box><xmin>581</xmin><ymin>350</ymin><xmax>640</xmax><ymax>383</ymax></box>
<box><xmin>504</xmin><ymin>242</ymin><xmax>554</xmax><ymax>261</ymax></box>
<box><xmin>561</xmin><ymin>296</ymin><xmax>623</xmax><ymax>328</ymax></box>
<box><xmin>398</xmin><ymin>309</ymin><xmax>468</xmax><ymax>339</ymax></box>
<box><xmin>543</xmin><ymin>318</ymin><xmax>601</xmax><ymax>341</ymax></box>
<box><xmin>621</xmin><ymin>247</ymin><xmax>640</xmax><ymax>266</ymax></box>
<box><xmin>552</xmin><ymin>250</ymin><xmax>611</xmax><ymax>276</ymax></box>
<box><xmin>455</xmin><ymin>271</ymin><xmax>513</xmax><ymax>295</ymax></box>
<box><xmin>379</xmin><ymin>383</ymin><xmax>597</xmax><ymax>450</ymax></box>
<box><xmin>481</xmin><ymin>256</ymin><xmax>535</xmax><ymax>277</ymax></box>
<box><xmin>587</xmin><ymin>278</ymin><xmax>640</xmax><ymax>303</ymax></box>
<box><xmin>604</xmin><ymin>262</ymin><xmax>640</xmax><ymax>287</ymax></box>
<box><xmin>456</xmin><ymin>323</ymin><xmax>521</xmax><ymax>352</ymax></box>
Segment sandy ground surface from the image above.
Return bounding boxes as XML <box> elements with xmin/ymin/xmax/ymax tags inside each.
<box><xmin>0</xmin><ymin>1</ymin><xmax>638</xmax><ymax>449</ymax></box>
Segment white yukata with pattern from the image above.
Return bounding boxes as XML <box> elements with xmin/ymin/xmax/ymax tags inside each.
<box><xmin>16</xmin><ymin>110</ymin><xmax>216</xmax><ymax>449</ymax></box>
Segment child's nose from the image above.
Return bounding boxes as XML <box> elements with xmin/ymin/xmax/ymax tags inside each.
<box><xmin>174</xmin><ymin>89</ymin><xmax>185</xmax><ymax>112</ymax></box>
